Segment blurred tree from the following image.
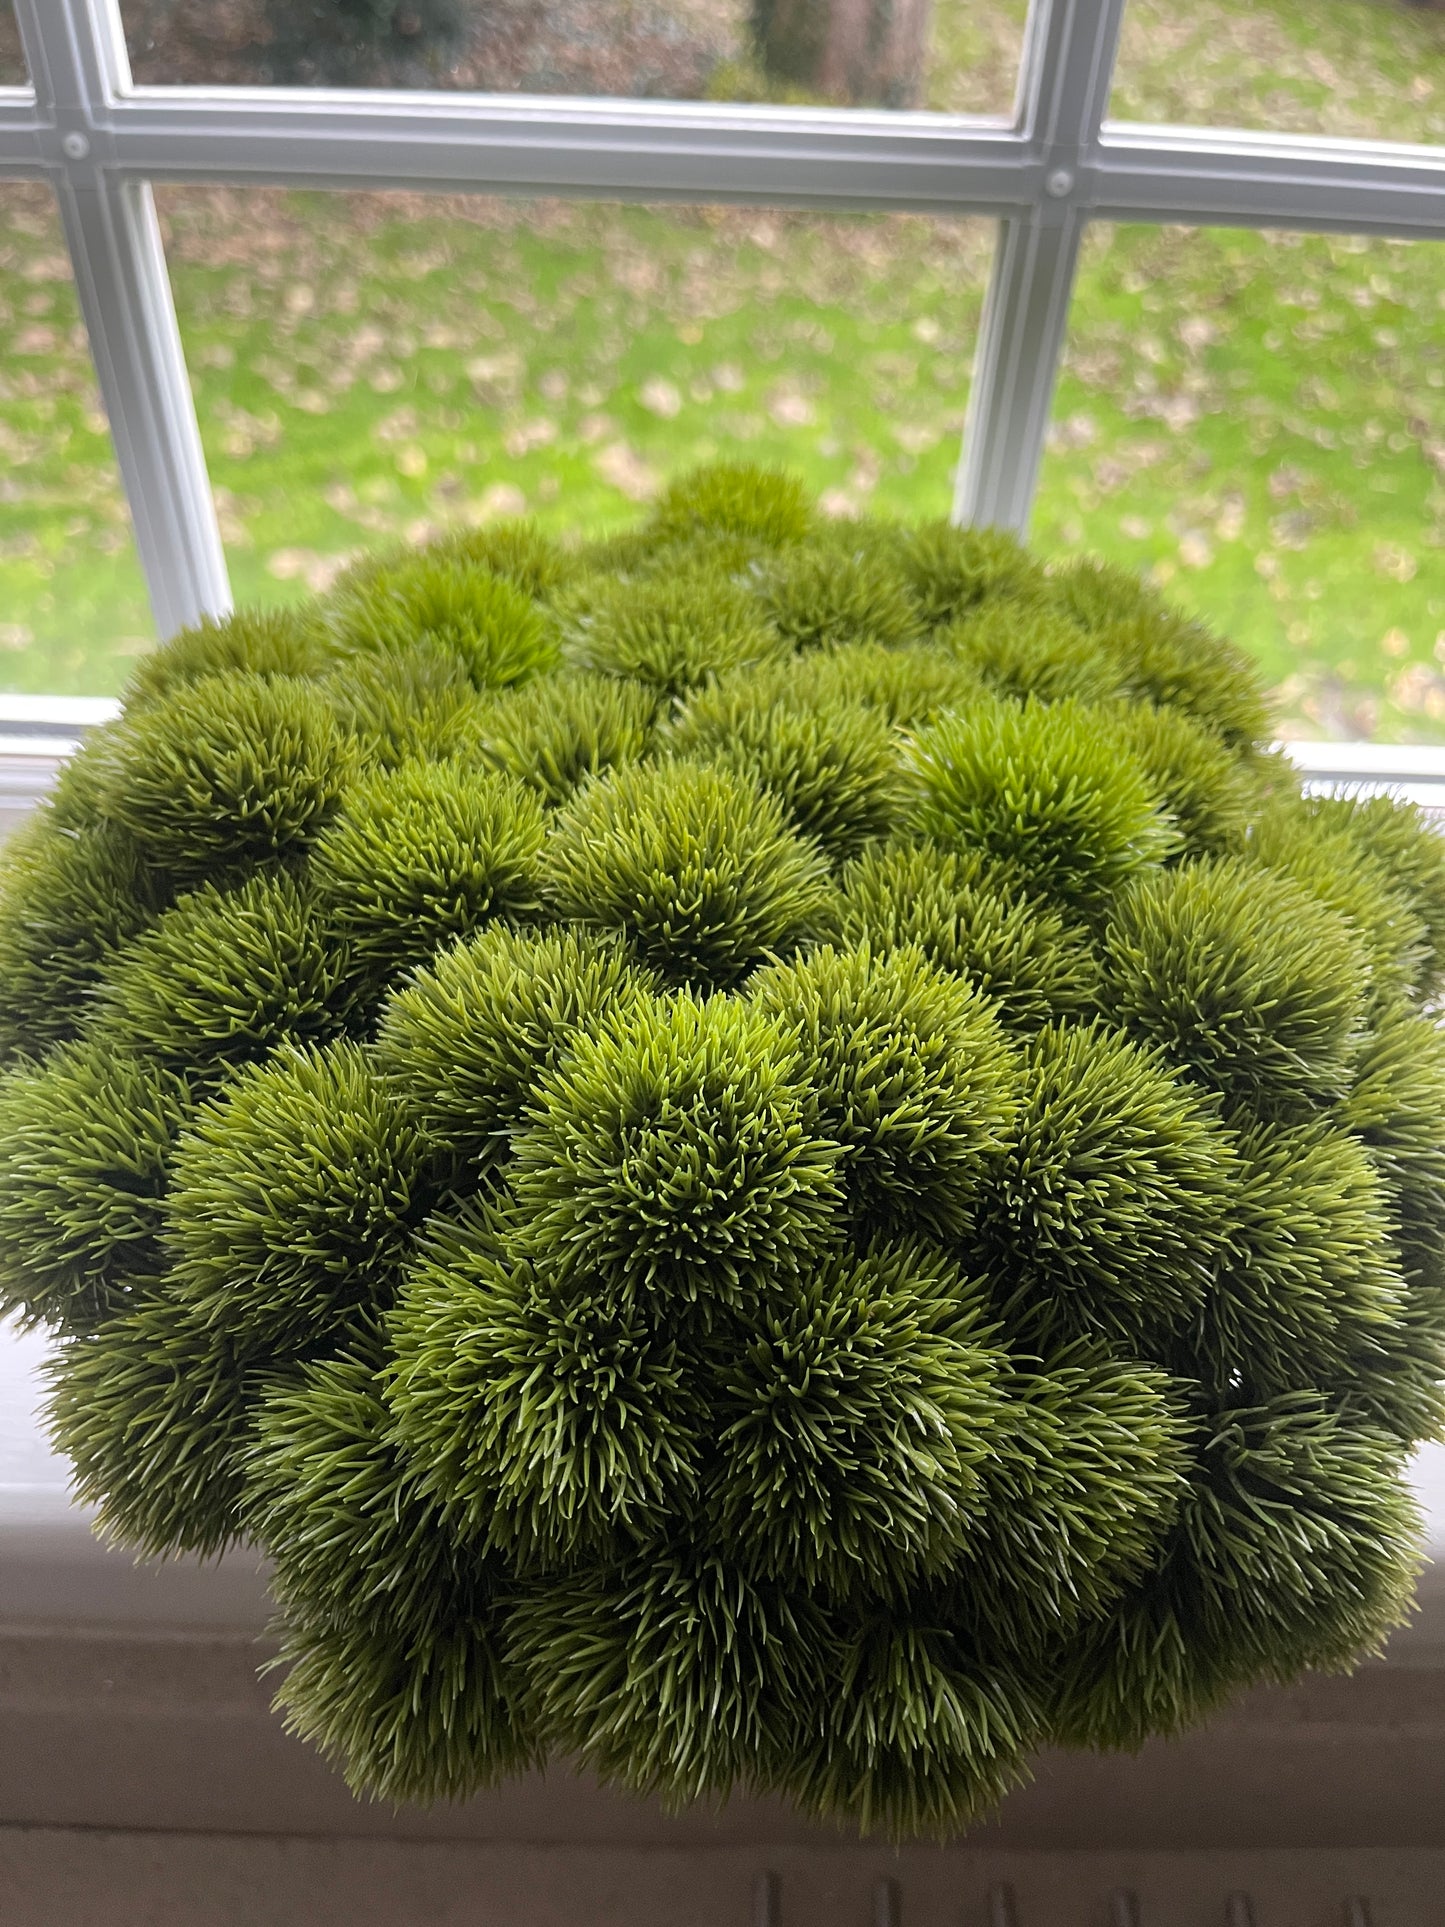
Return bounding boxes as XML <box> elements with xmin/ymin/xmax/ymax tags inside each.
<box><xmin>751</xmin><ymin>0</ymin><xmax>934</xmax><ymax>108</ymax></box>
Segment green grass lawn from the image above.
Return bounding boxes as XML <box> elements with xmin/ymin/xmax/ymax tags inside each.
<box><xmin>0</xmin><ymin>0</ymin><xmax>1442</xmax><ymax>735</ymax></box>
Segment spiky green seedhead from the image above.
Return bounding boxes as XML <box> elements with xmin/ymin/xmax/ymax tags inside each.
<box><xmin>651</xmin><ymin>460</ymin><xmax>813</xmax><ymax>548</ymax></box>
<box><xmin>2</xmin><ymin>464</ymin><xmax>1437</xmax><ymax>1839</ymax></box>
<box><xmin>950</xmin><ymin>603</ymin><xmax>1126</xmax><ymax>708</ymax></box>
<box><xmin>374</xmin><ymin>925</ymin><xmax>652</xmax><ymax>1174</ymax></box>
<box><xmin>332</xmin><ymin>552</ymin><xmax>557</xmax><ymax>690</ymax></box>
<box><xmin>888</xmin><ymin>519</ymin><xmax>1040</xmax><ymax>628</ymax></box>
<box><xmin>1309</xmin><ymin>792</ymin><xmax>1445</xmax><ymax>1001</ymax></box>
<box><xmin>1248</xmin><ymin>797</ymin><xmax>1427</xmax><ymax>1000</ymax></box>
<box><xmin>508</xmin><ymin>1547</ymin><xmax>839</xmax><ymax>1805</ymax></box>
<box><xmin>706</xmin><ymin>1240</ymin><xmax>1005</xmax><ymax>1600</ymax></box>
<box><xmin>475</xmin><ymin>669</ymin><xmax>659</xmax><ymax>805</ymax></box>
<box><xmin>1046</xmin><ymin>558</ymin><xmax>1271</xmax><ymax>748</ymax></box>
<box><xmin>46</xmin><ymin>1293</ymin><xmax>272</xmax><ymax>1559</ymax></box>
<box><xmin>945</xmin><ymin>1343</ymin><xmax>1190</xmax><ymax>1655</ymax></box>
<box><xmin>0</xmin><ymin>1042</ymin><xmax>193</xmax><ymax>1333</ymax></box>
<box><xmin>97</xmin><ymin>870</ymin><xmax>347</xmax><ymax>1075</ymax></box>
<box><xmin>0</xmin><ymin>812</ymin><xmax>162</xmax><ymax>1063</ymax></box>
<box><xmin>247</xmin><ymin>1347</ymin><xmax>532</xmax><ymax>1804</ymax></box>
<box><xmin>424</xmin><ymin>519</ymin><xmax>574</xmax><ymax>601</ymax></box>
<box><xmin>124</xmin><ymin>606</ymin><xmax>330</xmax><ymax>709</ymax></box>
<box><xmin>980</xmin><ymin>1021</ymin><xmax>1236</xmax><ymax>1353</ymax></box>
<box><xmin>510</xmin><ymin>990</ymin><xmax>844</xmax><ymax>1321</ymax></box>
<box><xmin>559</xmin><ymin>571</ymin><xmax>783</xmax><ymax>698</ymax></box>
<box><xmin>664</xmin><ymin>671</ymin><xmax>905</xmax><ymax>862</ymax></box>
<box><xmin>310</xmin><ymin>760</ymin><xmax>547</xmax><ymax>1008</ymax></box>
<box><xmin>85</xmin><ymin>672</ymin><xmax>356</xmax><ymax>886</ymax></box>
<box><xmin>388</xmin><ymin>1205</ymin><xmax>705</xmax><ymax>1568</ymax></box>
<box><xmin>753</xmin><ymin>542</ymin><xmax>923</xmax><ymax>654</ymax></box>
<box><xmin>1198</xmin><ymin>1120</ymin><xmax>1405</xmax><ymax>1399</ymax></box>
<box><xmin>165</xmin><ymin>1041</ymin><xmax>432</xmax><ymax>1360</ymax></box>
<box><xmin>834</xmin><ymin>841</ymin><xmax>1102</xmax><ymax>1031</ymax></box>
<box><xmin>905</xmin><ymin>696</ymin><xmax>1177</xmax><ymax>918</ymax></box>
<box><xmin>1049</xmin><ymin>1397</ymin><xmax>1421</xmax><ymax>1750</ymax></box>
<box><xmin>1103</xmin><ymin>859</ymin><xmax>1366</xmax><ymax>1117</ymax></box>
<box><xmin>325</xmin><ymin>641</ymin><xmax>493</xmax><ymax>771</ymax></box>
<box><xmin>1106</xmin><ymin>700</ymin><xmax>1256</xmax><ymax>860</ymax></box>
<box><xmin>749</xmin><ymin>944</ymin><xmax>1018</xmax><ymax>1241</ymax></box>
<box><xmin>782</xmin><ymin>1615</ymin><xmax>1045</xmax><ymax>1841</ymax></box>
<box><xmin>543</xmin><ymin>760</ymin><xmax>835</xmax><ymax>988</ymax></box>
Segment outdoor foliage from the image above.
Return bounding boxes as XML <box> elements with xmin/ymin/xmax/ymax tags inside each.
<box><xmin>2</xmin><ymin>463</ymin><xmax>1442</xmax><ymax>1836</ymax></box>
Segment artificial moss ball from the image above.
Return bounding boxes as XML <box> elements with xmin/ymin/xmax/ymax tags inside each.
<box><xmin>3</xmin><ymin>463</ymin><xmax>1442</xmax><ymax>1839</ymax></box>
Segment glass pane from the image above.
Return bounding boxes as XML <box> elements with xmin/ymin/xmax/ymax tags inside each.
<box><xmin>1034</xmin><ymin>223</ymin><xmax>1445</xmax><ymax>743</ymax></box>
<box><xmin>0</xmin><ymin>1</ymin><xmax>27</xmax><ymax>86</ymax></box>
<box><xmin>1111</xmin><ymin>0</ymin><xmax>1445</xmax><ymax>145</ymax></box>
<box><xmin>122</xmin><ymin>0</ymin><xmax>1027</xmax><ymax>116</ymax></box>
<box><xmin>153</xmin><ymin>185</ymin><xmax>992</xmax><ymax>608</ymax></box>
<box><xmin>0</xmin><ymin>186</ymin><xmax>153</xmax><ymax>695</ymax></box>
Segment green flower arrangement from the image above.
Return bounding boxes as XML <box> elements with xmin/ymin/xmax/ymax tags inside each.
<box><xmin>3</xmin><ymin>463</ymin><xmax>1443</xmax><ymax>1837</ymax></box>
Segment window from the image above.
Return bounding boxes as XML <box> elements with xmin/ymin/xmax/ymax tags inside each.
<box><xmin>1036</xmin><ymin>222</ymin><xmax>1445</xmax><ymax>742</ymax></box>
<box><xmin>154</xmin><ymin>184</ymin><xmax>992</xmax><ymax>613</ymax></box>
<box><xmin>0</xmin><ymin>3</ymin><xmax>26</xmax><ymax>89</ymax></box>
<box><xmin>120</xmin><ymin>0</ymin><xmax>1028</xmax><ymax>115</ymax></box>
<box><xmin>3</xmin><ymin>0</ymin><xmax>1444</xmax><ymax>749</ymax></box>
<box><xmin>0</xmin><ymin>185</ymin><xmax>150</xmax><ymax>694</ymax></box>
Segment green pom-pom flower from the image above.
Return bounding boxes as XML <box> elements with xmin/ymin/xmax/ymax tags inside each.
<box><xmin>325</xmin><ymin>641</ymin><xmax>492</xmax><ymax>771</ymax></box>
<box><xmin>388</xmin><ymin>1204</ymin><xmax>705</xmax><ymax>1567</ymax></box>
<box><xmin>1049</xmin><ymin>1397</ymin><xmax>1420</xmax><ymax>1750</ymax></box>
<box><xmin>124</xmin><ymin>606</ymin><xmax>330</xmax><ymax>709</ymax></box>
<box><xmin>543</xmin><ymin>760</ymin><xmax>835</xmax><ymax>988</ymax></box>
<box><xmin>651</xmin><ymin>461</ymin><xmax>813</xmax><ymax>548</ymax></box>
<box><xmin>834</xmin><ymin>841</ymin><xmax>1102</xmax><ymax>1031</ymax></box>
<box><xmin>476</xmin><ymin>670</ymin><xmax>659</xmax><ymax>805</ymax></box>
<box><xmin>944</xmin><ymin>1343</ymin><xmax>1190</xmax><ymax>1655</ymax></box>
<box><xmin>0</xmin><ymin>1042</ymin><xmax>192</xmax><ymax>1333</ymax></box>
<box><xmin>247</xmin><ymin>1346</ymin><xmax>531</xmax><ymax>1803</ymax></box>
<box><xmin>705</xmin><ymin>1240</ymin><xmax>1006</xmax><ymax>1599</ymax></box>
<box><xmin>46</xmin><ymin>1293</ymin><xmax>273</xmax><ymax>1558</ymax></box>
<box><xmin>980</xmin><ymin>1021</ymin><xmax>1236</xmax><ymax>1352</ymax></box>
<box><xmin>749</xmin><ymin>944</ymin><xmax>1018</xmax><ymax>1241</ymax></box>
<box><xmin>509</xmin><ymin>1547</ymin><xmax>838</xmax><ymax>1804</ymax></box>
<box><xmin>754</xmin><ymin>542</ymin><xmax>922</xmax><ymax>654</ymax></box>
<box><xmin>510</xmin><ymin>990</ymin><xmax>844</xmax><ymax>1319</ymax></box>
<box><xmin>1102</xmin><ymin>859</ymin><xmax>1366</xmax><ymax>1117</ymax></box>
<box><xmin>374</xmin><ymin>924</ymin><xmax>651</xmax><ymax>1174</ymax></box>
<box><xmin>2</xmin><ymin>464</ymin><xmax>1437</xmax><ymax>1839</ymax></box>
<box><xmin>0</xmin><ymin>813</ymin><xmax>161</xmax><ymax>1063</ymax></box>
<box><xmin>332</xmin><ymin>552</ymin><xmax>556</xmax><ymax>690</ymax></box>
<box><xmin>165</xmin><ymin>1041</ymin><xmax>432</xmax><ymax>1359</ymax></box>
<box><xmin>783</xmin><ymin>1614</ymin><xmax>1044</xmax><ymax>1840</ymax></box>
<box><xmin>905</xmin><ymin>696</ymin><xmax>1177</xmax><ymax>917</ymax></box>
<box><xmin>97</xmin><ymin>870</ymin><xmax>346</xmax><ymax>1075</ymax></box>
<box><xmin>310</xmin><ymin>760</ymin><xmax>547</xmax><ymax>1007</ymax></box>
<box><xmin>664</xmin><ymin>672</ymin><xmax>905</xmax><ymax>863</ymax></box>
<box><xmin>85</xmin><ymin>672</ymin><xmax>356</xmax><ymax>886</ymax></box>
<box><xmin>560</xmin><ymin>572</ymin><xmax>783</xmax><ymax>698</ymax></box>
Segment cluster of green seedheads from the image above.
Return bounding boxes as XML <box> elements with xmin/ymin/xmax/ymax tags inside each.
<box><xmin>1</xmin><ymin>463</ymin><xmax>1441</xmax><ymax>1835</ymax></box>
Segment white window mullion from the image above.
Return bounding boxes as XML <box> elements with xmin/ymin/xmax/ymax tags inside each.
<box><xmin>11</xmin><ymin>0</ymin><xmax>230</xmax><ymax>640</ymax></box>
<box><xmin>954</xmin><ymin>0</ymin><xmax>1129</xmax><ymax>533</ymax></box>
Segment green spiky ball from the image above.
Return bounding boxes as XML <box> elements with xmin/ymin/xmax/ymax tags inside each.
<box><xmin>4</xmin><ymin>465</ymin><xmax>1441</xmax><ymax>1840</ymax></box>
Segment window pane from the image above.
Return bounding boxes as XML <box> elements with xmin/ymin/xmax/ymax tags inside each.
<box><xmin>1110</xmin><ymin>0</ymin><xmax>1445</xmax><ymax>144</ymax></box>
<box><xmin>0</xmin><ymin>2</ymin><xmax>27</xmax><ymax>86</ymax></box>
<box><xmin>153</xmin><ymin>185</ymin><xmax>992</xmax><ymax>609</ymax></box>
<box><xmin>122</xmin><ymin>0</ymin><xmax>1026</xmax><ymax>116</ymax></box>
<box><xmin>0</xmin><ymin>186</ymin><xmax>153</xmax><ymax>695</ymax></box>
<box><xmin>1033</xmin><ymin>223</ymin><xmax>1445</xmax><ymax>743</ymax></box>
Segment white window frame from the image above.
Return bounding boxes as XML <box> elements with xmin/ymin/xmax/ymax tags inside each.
<box><xmin>1</xmin><ymin>0</ymin><xmax>1443</xmax><ymax>648</ymax></box>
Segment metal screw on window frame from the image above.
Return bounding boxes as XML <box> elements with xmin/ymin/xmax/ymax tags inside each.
<box><xmin>61</xmin><ymin>130</ymin><xmax>91</xmax><ymax>159</ymax></box>
<box><xmin>1044</xmin><ymin>166</ymin><xmax>1075</xmax><ymax>198</ymax></box>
